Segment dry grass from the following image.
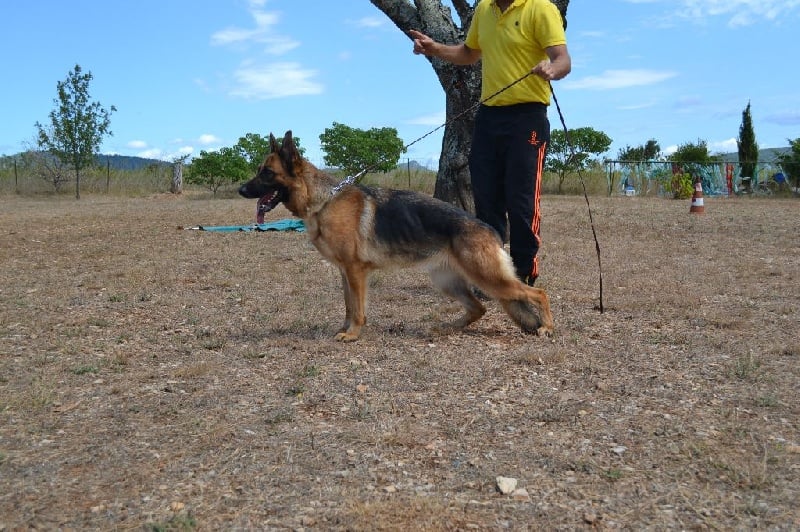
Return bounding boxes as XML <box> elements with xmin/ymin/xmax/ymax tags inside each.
<box><xmin>0</xmin><ymin>192</ymin><xmax>798</xmax><ymax>530</ymax></box>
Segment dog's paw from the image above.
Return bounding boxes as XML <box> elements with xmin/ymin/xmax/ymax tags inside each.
<box><xmin>334</xmin><ymin>332</ymin><xmax>360</xmax><ymax>342</ymax></box>
<box><xmin>536</xmin><ymin>325</ymin><xmax>554</xmax><ymax>338</ymax></box>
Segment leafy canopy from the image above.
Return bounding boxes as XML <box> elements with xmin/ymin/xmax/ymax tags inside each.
<box><xmin>617</xmin><ymin>139</ymin><xmax>661</xmax><ymax>162</ymax></box>
<box><xmin>319</xmin><ymin>122</ymin><xmax>405</xmax><ymax>178</ymax></box>
<box><xmin>187</xmin><ymin>146</ymin><xmax>250</xmax><ymax>195</ymax></box>
<box><xmin>669</xmin><ymin>139</ymin><xmax>719</xmax><ymax>165</ymax></box>
<box><xmin>546</xmin><ymin>126</ymin><xmax>612</xmax><ymax>193</ymax></box>
<box><xmin>777</xmin><ymin>138</ymin><xmax>800</xmax><ymax>188</ymax></box>
<box><xmin>35</xmin><ymin>64</ymin><xmax>116</xmax><ymax>199</ymax></box>
<box><xmin>235</xmin><ymin>133</ymin><xmax>305</xmax><ymax>174</ymax></box>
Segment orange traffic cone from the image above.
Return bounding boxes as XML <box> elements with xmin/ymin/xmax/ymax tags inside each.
<box><xmin>690</xmin><ymin>179</ymin><xmax>705</xmax><ymax>214</ymax></box>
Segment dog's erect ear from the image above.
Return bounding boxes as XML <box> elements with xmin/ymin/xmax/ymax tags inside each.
<box><xmin>269</xmin><ymin>133</ymin><xmax>280</xmax><ymax>154</ymax></box>
<box><xmin>279</xmin><ymin>130</ymin><xmax>300</xmax><ymax>176</ymax></box>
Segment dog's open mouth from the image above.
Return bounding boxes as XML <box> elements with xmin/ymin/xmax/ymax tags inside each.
<box><xmin>256</xmin><ymin>188</ymin><xmax>283</xmax><ymax>223</ymax></box>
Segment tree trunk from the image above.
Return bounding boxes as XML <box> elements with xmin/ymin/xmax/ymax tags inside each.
<box><xmin>75</xmin><ymin>167</ymin><xmax>81</xmax><ymax>200</ymax></box>
<box><xmin>370</xmin><ymin>0</ymin><xmax>480</xmax><ymax>211</ymax></box>
<box><xmin>171</xmin><ymin>161</ymin><xmax>184</xmax><ymax>194</ymax></box>
<box><xmin>370</xmin><ymin>0</ymin><xmax>568</xmax><ymax>211</ymax></box>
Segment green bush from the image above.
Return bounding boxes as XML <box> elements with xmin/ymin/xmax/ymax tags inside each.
<box><xmin>668</xmin><ymin>172</ymin><xmax>694</xmax><ymax>199</ymax></box>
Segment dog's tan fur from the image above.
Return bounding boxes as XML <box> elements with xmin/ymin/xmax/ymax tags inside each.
<box><xmin>239</xmin><ymin>131</ymin><xmax>554</xmax><ymax>341</ymax></box>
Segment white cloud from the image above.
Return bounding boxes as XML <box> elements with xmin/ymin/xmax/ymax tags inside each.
<box><xmin>211</xmin><ymin>10</ymin><xmax>279</xmax><ymax>46</ymax></box>
<box><xmin>630</xmin><ymin>0</ymin><xmax>800</xmax><ymax>27</ymax></box>
<box><xmin>210</xmin><ymin>6</ymin><xmax>298</xmax><ymax>54</ymax></box>
<box><xmin>137</xmin><ymin>146</ymin><xmax>195</xmax><ymax>162</ymax></box>
<box><xmin>172</xmin><ymin>146</ymin><xmax>195</xmax><ymax>159</ymax></box>
<box><xmin>198</xmin><ymin>134</ymin><xmax>221</xmax><ymax>145</ymax></box>
<box><xmin>765</xmin><ymin>110</ymin><xmax>800</xmax><ymax>125</ymax></box>
<box><xmin>562</xmin><ymin>69</ymin><xmax>678</xmax><ymax>90</ymax></box>
<box><xmin>137</xmin><ymin>148</ymin><xmax>163</xmax><ymax>159</ymax></box>
<box><xmin>406</xmin><ymin>111</ymin><xmax>446</xmax><ymax>126</ymax></box>
<box><xmin>350</xmin><ymin>16</ymin><xmax>386</xmax><ymax>28</ymax></box>
<box><xmin>229</xmin><ymin>62</ymin><xmax>323</xmax><ymax>100</ymax></box>
<box><xmin>710</xmin><ymin>138</ymin><xmax>738</xmax><ymax>153</ymax></box>
<box><xmin>127</xmin><ymin>140</ymin><xmax>148</xmax><ymax>149</ymax></box>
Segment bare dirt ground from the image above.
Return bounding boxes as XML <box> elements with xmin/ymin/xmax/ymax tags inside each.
<box><xmin>1</xmin><ymin>193</ymin><xmax>798</xmax><ymax>530</ymax></box>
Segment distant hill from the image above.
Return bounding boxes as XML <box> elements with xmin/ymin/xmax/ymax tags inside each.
<box><xmin>95</xmin><ymin>154</ymin><xmax>170</xmax><ymax>171</ymax></box>
<box><xmin>716</xmin><ymin>147</ymin><xmax>790</xmax><ymax>163</ymax></box>
<box><xmin>0</xmin><ymin>152</ymin><xmax>170</xmax><ymax>171</ymax></box>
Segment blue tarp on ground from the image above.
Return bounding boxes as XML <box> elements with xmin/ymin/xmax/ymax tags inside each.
<box><xmin>185</xmin><ymin>219</ymin><xmax>306</xmax><ymax>232</ymax></box>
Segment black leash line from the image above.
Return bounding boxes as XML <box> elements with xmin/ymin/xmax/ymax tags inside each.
<box><xmin>337</xmin><ymin>72</ymin><xmax>535</xmax><ymax>189</ymax></box>
<box><xmin>550</xmin><ymin>83</ymin><xmax>605</xmax><ymax>313</ymax></box>
<box><xmin>339</xmin><ymin>72</ymin><xmax>605</xmax><ymax>314</ymax></box>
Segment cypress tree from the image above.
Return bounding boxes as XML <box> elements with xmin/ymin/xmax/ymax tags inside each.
<box><xmin>737</xmin><ymin>101</ymin><xmax>758</xmax><ymax>179</ymax></box>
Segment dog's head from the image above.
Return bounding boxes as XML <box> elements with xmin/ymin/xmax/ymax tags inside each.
<box><xmin>239</xmin><ymin>130</ymin><xmax>303</xmax><ymax>222</ymax></box>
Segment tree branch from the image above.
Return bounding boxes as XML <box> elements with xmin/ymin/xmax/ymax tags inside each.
<box><xmin>450</xmin><ymin>0</ymin><xmax>473</xmax><ymax>29</ymax></box>
<box><xmin>369</xmin><ymin>0</ymin><xmax>420</xmax><ymax>35</ymax></box>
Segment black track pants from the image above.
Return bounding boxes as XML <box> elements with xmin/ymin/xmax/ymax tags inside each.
<box><xmin>469</xmin><ymin>102</ymin><xmax>549</xmax><ymax>281</ymax></box>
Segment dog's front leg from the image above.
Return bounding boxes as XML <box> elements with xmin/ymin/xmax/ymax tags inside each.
<box><xmin>335</xmin><ymin>265</ymin><xmax>368</xmax><ymax>342</ymax></box>
<box><xmin>338</xmin><ymin>270</ymin><xmax>353</xmax><ymax>335</ymax></box>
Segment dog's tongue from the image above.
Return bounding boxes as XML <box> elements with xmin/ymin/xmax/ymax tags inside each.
<box><xmin>256</xmin><ymin>197</ymin><xmax>267</xmax><ymax>224</ymax></box>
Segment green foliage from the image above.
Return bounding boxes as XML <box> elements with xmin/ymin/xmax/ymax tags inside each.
<box><xmin>186</xmin><ymin>147</ymin><xmax>250</xmax><ymax>195</ymax></box>
<box><xmin>35</xmin><ymin>64</ymin><xmax>116</xmax><ymax>199</ymax></box>
<box><xmin>668</xmin><ymin>139</ymin><xmax>720</xmax><ymax>193</ymax></box>
<box><xmin>737</xmin><ymin>101</ymin><xmax>758</xmax><ymax>178</ymax></box>
<box><xmin>667</xmin><ymin>172</ymin><xmax>694</xmax><ymax>200</ymax></box>
<box><xmin>617</xmin><ymin>139</ymin><xmax>661</xmax><ymax>162</ymax></box>
<box><xmin>669</xmin><ymin>139</ymin><xmax>718</xmax><ymax>165</ymax></box>
<box><xmin>777</xmin><ymin>137</ymin><xmax>800</xmax><ymax>189</ymax></box>
<box><xmin>546</xmin><ymin>126</ymin><xmax>612</xmax><ymax>193</ymax></box>
<box><xmin>234</xmin><ymin>132</ymin><xmax>305</xmax><ymax>174</ymax></box>
<box><xmin>319</xmin><ymin>122</ymin><xmax>405</xmax><ymax>178</ymax></box>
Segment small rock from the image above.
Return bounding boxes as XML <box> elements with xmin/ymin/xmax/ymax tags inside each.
<box><xmin>584</xmin><ymin>510</ymin><xmax>599</xmax><ymax>524</ymax></box>
<box><xmin>612</xmin><ymin>445</ymin><xmax>627</xmax><ymax>456</ymax></box>
<box><xmin>496</xmin><ymin>476</ymin><xmax>517</xmax><ymax>495</ymax></box>
<box><xmin>170</xmin><ymin>501</ymin><xmax>185</xmax><ymax>512</ymax></box>
<box><xmin>511</xmin><ymin>488</ymin><xmax>530</xmax><ymax>501</ymax></box>
<box><xmin>382</xmin><ymin>484</ymin><xmax>397</xmax><ymax>493</ymax></box>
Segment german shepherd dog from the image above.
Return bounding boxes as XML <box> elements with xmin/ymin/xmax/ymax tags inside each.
<box><xmin>239</xmin><ymin>131</ymin><xmax>554</xmax><ymax>342</ymax></box>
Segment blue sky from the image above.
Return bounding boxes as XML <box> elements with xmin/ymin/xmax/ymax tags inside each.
<box><xmin>2</xmin><ymin>0</ymin><xmax>799</xmax><ymax>168</ymax></box>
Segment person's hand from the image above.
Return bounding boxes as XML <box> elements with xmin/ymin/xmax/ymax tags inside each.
<box><xmin>531</xmin><ymin>59</ymin><xmax>557</xmax><ymax>81</ymax></box>
<box><xmin>409</xmin><ymin>30</ymin><xmax>438</xmax><ymax>56</ymax></box>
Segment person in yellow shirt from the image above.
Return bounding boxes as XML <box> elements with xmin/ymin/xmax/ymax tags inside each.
<box><xmin>410</xmin><ymin>0</ymin><xmax>571</xmax><ymax>286</ymax></box>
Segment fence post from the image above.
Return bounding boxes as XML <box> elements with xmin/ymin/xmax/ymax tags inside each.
<box><xmin>14</xmin><ymin>159</ymin><xmax>18</xmax><ymax>194</ymax></box>
<box><xmin>106</xmin><ymin>158</ymin><xmax>110</xmax><ymax>193</ymax></box>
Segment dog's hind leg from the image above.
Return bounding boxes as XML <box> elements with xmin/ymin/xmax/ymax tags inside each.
<box><xmin>430</xmin><ymin>267</ymin><xmax>486</xmax><ymax>330</ymax></box>
<box><xmin>449</xmin><ymin>235</ymin><xmax>554</xmax><ymax>336</ymax></box>
<box><xmin>499</xmin><ymin>288</ymin><xmax>554</xmax><ymax>337</ymax></box>
<box><xmin>335</xmin><ymin>265</ymin><xmax>369</xmax><ymax>342</ymax></box>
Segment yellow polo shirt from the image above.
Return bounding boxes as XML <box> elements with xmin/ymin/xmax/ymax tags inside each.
<box><xmin>465</xmin><ymin>0</ymin><xmax>566</xmax><ymax>106</ymax></box>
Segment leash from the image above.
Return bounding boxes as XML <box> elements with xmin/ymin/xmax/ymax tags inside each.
<box><xmin>333</xmin><ymin>71</ymin><xmax>605</xmax><ymax>314</ymax></box>
<box><xmin>550</xmin><ymin>83</ymin><xmax>605</xmax><ymax>313</ymax></box>
<box><xmin>333</xmin><ymin>72</ymin><xmax>536</xmax><ymax>193</ymax></box>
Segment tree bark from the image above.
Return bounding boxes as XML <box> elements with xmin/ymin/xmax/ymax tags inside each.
<box><xmin>370</xmin><ymin>0</ymin><xmax>479</xmax><ymax>211</ymax></box>
<box><xmin>369</xmin><ymin>0</ymin><xmax>568</xmax><ymax>211</ymax></box>
<box><xmin>171</xmin><ymin>161</ymin><xmax>183</xmax><ymax>194</ymax></box>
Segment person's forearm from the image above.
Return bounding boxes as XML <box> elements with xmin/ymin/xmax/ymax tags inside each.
<box><xmin>429</xmin><ymin>43</ymin><xmax>481</xmax><ymax>65</ymax></box>
<box><xmin>549</xmin><ymin>56</ymin><xmax>571</xmax><ymax>80</ymax></box>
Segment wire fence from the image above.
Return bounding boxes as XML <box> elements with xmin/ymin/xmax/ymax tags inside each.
<box><xmin>605</xmin><ymin>160</ymin><xmax>794</xmax><ymax>197</ymax></box>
